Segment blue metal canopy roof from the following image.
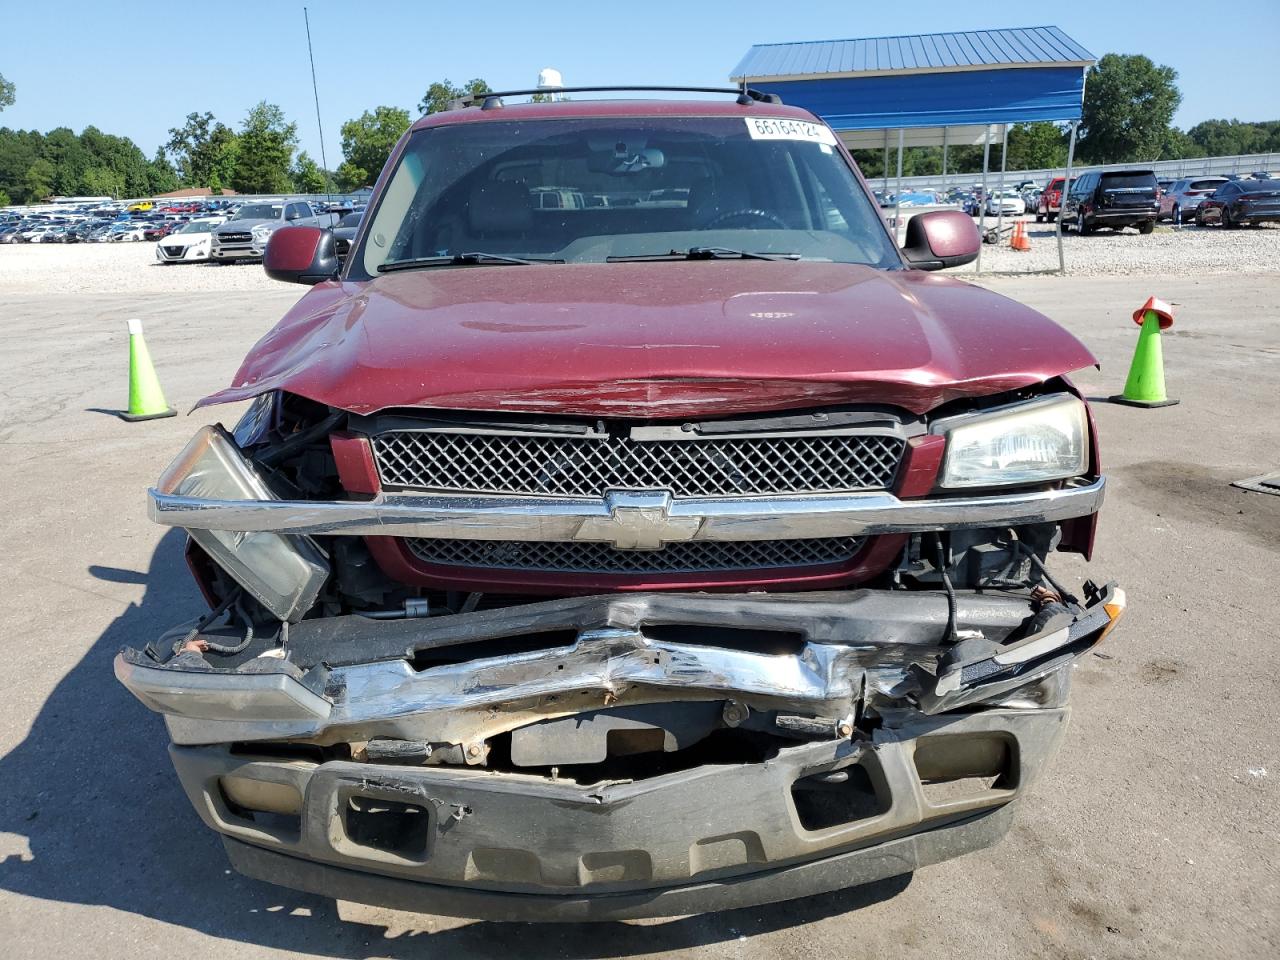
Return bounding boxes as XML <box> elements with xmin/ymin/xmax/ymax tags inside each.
<box><xmin>731</xmin><ymin>26</ymin><xmax>1095</xmax><ymax>130</ymax></box>
<box><xmin>731</xmin><ymin>26</ymin><xmax>1094</xmax><ymax>79</ymax></box>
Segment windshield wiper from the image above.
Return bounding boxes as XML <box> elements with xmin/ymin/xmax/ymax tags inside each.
<box><xmin>606</xmin><ymin>246</ymin><xmax>801</xmax><ymax>263</ymax></box>
<box><xmin>377</xmin><ymin>251</ymin><xmax>561</xmax><ymax>273</ymax></box>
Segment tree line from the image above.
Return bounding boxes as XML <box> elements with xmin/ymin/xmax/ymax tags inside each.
<box><xmin>1</xmin><ymin>57</ymin><xmax>1278</xmax><ymax>205</ymax></box>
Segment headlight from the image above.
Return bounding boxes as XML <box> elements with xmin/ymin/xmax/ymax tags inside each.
<box><xmin>156</xmin><ymin>426</ymin><xmax>328</xmax><ymax>621</ymax></box>
<box><xmin>936</xmin><ymin>394</ymin><xmax>1088</xmax><ymax>489</ymax></box>
<box><xmin>251</xmin><ymin>225</ymin><xmax>273</xmax><ymax>241</ymax></box>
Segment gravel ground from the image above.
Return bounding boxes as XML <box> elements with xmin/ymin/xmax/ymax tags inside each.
<box><xmin>3</xmin><ymin>218</ymin><xmax>1278</xmax><ymax>292</ymax></box>
<box><xmin>956</xmin><ymin>216</ymin><xmax>1280</xmax><ymax>276</ymax></box>
<box><xmin>0</xmin><ymin>242</ymin><xmax>282</xmax><ymax>294</ymax></box>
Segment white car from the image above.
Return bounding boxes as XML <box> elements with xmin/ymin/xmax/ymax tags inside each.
<box><xmin>984</xmin><ymin>191</ymin><xmax>1027</xmax><ymax>216</ymax></box>
<box><xmin>155</xmin><ymin>217</ymin><xmax>227</xmax><ymax>263</ymax></box>
<box><xmin>111</xmin><ymin>224</ymin><xmax>148</xmax><ymax>242</ymax></box>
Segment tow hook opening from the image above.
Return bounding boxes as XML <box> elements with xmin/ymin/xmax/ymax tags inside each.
<box><xmin>791</xmin><ymin>763</ymin><xmax>889</xmax><ymax>831</ymax></box>
<box><xmin>344</xmin><ymin>796</ymin><xmax>433</xmax><ymax>859</ymax></box>
<box><xmin>912</xmin><ymin>733</ymin><xmax>1018</xmax><ymax>804</ymax></box>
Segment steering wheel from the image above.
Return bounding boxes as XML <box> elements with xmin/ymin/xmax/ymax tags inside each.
<box><xmin>702</xmin><ymin>208</ymin><xmax>788</xmax><ymax>230</ymax></box>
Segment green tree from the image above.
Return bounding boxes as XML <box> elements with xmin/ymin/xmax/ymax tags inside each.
<box><xmin>417</xmin><ymin>78</ymin><xmax>490</xmax><ymax>115</ymax></box>
<box><xmin>1004</xmin><ymin>122</ymin><xmax>1067</xmax><ymax>169</ymax></box>
<box><xmin>1078</xmin><ymin>54</ymin><xmax>1181</xmax><ymax>163</ymax></box>
<box><xmin>230</xmin><ymin>101</ymin><xmax>297</xmax><ymax>194</ymax></box>
<box><xmin>1186</xmin><ymin>119</ymin><xmax>1266</xmax><ymax>157</ymax></box>
<box><xmin>0</xmin><ymin>188</ymin><xmax>10</xmax><ymax>206</ymax></box>
<box><xmin>148</xmin><ymin>147</ymin><xmax>179</xmax><ymax>194</ymax></box>
<box><xmin>292</xmin><ymin>151</ymin><xmax>331</xmax><ymax>193</ymax></box>
<box><xmin>167</xmin><ymin>111</ymin><xmax>242</xmax><ymax>187</ymax></box>
<box><xmin>0</xmin><ymin>72</ymin><xmax>13</xmax><ymax>111</ymax></box>
<box><xmin>82</xmin><ymin>165</ymin><xmax>125</xmax><ymax>197</ymax></box>
<box><xmin>23</xmin><ymin>157</ymin><xmax>55</xmax><ymax>201</ymax></box>
<box><xmin>338</xmin><ymin>105</ymin><xmax>410</xmax><ymax>188</ymax></box>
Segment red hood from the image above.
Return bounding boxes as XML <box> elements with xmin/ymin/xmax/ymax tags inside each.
<box><xmin>199</xmin><ymin>262</ymin><xmax>1096</xmax><ymax>418</ymax></box>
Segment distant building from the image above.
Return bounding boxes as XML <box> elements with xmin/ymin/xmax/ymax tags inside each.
<box><xmin>151</xmin><ymin>186</ymin><xmax>240</xmax><ymax>199</ymax></box>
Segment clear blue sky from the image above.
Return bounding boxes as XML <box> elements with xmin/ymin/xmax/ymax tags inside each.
<box><xmin>2</xmin><ymin>0</ymin><xmax>1277</xmax><ymax>166</ymax></box>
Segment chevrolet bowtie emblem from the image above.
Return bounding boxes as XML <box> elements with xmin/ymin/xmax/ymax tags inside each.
<box><xmin>573</xmin><ymin>491</ymin><xmax>702</xmax><ymax>550</ymax></box>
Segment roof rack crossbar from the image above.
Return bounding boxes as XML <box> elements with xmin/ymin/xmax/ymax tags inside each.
<box><xmin>450</xmin><ymin>86</ymin><xmax>783</xmax><ymax>110</ymax></box>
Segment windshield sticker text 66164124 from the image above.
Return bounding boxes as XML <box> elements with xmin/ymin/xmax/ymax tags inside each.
<box><xmin>744</xmin><ymin>117</ymin><xmax>839</xmax><ymax>146</ymax></box>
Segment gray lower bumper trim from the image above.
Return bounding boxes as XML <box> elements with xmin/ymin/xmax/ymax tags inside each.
<box><xmin>148</xmin><ymin>477</ymin><xmax>1105</xmax><ymax>543</ymax></box>
<box><xmin>224</xmin><ymin>803</ymin><xmax>1014</xmax><ymax>922</ymax></box>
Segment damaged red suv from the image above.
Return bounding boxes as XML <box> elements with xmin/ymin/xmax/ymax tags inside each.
<box><xmin>117</xmin><ymin>88</ymin><xmax>1123</xmax><ymax>921</ymax></box>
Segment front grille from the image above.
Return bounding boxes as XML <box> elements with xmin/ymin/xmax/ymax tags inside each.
<box><xmin>217</xmin><ymin>231</ymin><xmax>252</xmax><ymax>243</ymax></box>
<box><xmin>372</xmin><ymin>431</ymin><xmax>904</xmax><ymax>497</ymax></box>
<box><xmin>162</xmin><ymin>245</ymin><xmax>184</xmax><ymax>257</ymax></box>
<box><xmin>405</xmin><ymin>536</ymin><xmax>865</xmax><ymax>574</ymax></box>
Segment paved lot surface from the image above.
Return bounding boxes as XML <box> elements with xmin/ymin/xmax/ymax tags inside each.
<box><xmin>0</xmin><ymin>266</ymin><xmax>1276</xmax><ymax>959</ymax></box>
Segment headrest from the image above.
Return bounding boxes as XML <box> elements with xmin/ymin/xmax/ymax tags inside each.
<box><xmin>469</xmin><ymin>181</ymin><xmax>532</xmax><ymax>234</ymax></box>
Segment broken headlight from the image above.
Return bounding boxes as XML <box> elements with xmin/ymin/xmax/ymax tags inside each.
<box><xmin>156</xmin><ymin>425</ymin><xmax>328</xmax><ymax>621</ymax></box>
<box><xmin>936</xmin><ymin>394</ymin><xmax>1088</xmax><ymax>489</ymax></box>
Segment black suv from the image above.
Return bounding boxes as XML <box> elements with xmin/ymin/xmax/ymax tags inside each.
<box><xmin>1063</xmin><ymin>169</ymin><xmax>1159</xmax><ymax>234</ymax></box>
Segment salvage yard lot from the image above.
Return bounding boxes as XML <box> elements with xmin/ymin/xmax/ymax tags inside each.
<box><xmin>0</xmin><ymin>249</ymin><xmax>1276</xmax><ymax>959</ymax></box>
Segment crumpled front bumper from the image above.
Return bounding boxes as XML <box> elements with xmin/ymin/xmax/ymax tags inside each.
<box><xmin>175</xmin><ymin>708</ymin><xmax>1058</xmax><ymax>921</ymax></box>
<box><xmin>115</xmin><ymin>586</ymin><xmax>1122</xmax><ymax>918</ymax></box>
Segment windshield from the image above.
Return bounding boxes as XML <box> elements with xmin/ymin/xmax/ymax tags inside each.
<box><xmin>233</xmin><ymin>204</ymin><xmax>282</xmax><ymax>221</ymax></box>
<box><xmin>177</xmin><ymin>221</ymin><xmax>212</xmax><ymax>234</ymax></box>
<box><xmin>1101</xmin><ymin>173</ymin><xmax>1156</xmax><ymax>190</ymax></box>
<box><xmin>354</xmin><ymin>116</ymin><xmax>899</xmax><ymax>277</ymax></box>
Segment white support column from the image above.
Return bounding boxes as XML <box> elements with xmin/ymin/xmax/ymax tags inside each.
<box><xmin>1057</xmin><ymin>121</ymin><xmax>1078</xmax><ymax>275</ymax></box>
<box><xmin>976</xmin><ymin>125</ymin><xmax>991</xmax><ymax>273</ymax></box>
<box><xmin>995</xmin><ymin>123</ymin><xmax>1009</xmax><ymax>238</ymax></box>
<box><xmin>893</xmin><ymin>128</ymin><xmax>904</xmax><ymax>243</ymax></box>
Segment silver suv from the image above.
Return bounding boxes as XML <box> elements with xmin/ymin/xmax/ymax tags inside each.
<box><xmin>1158</xmin><ymin>177</ymin><xmax>1228</xmax><ymax>223</ymax></box>
<box><xmin>211</xmin><ymin>200</ymin><xmax>335</xmax><ymax>262</ymax></box>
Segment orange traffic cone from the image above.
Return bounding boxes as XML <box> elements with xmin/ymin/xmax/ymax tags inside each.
<box><xmin>1010</xmin><ymin>220</ymin><xmax>1031</xmax><ymax>251</ymax></box>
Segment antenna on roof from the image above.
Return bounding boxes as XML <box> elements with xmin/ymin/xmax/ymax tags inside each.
<box><xmin>302</xmin><ymin>7</ymin><xmax>335</xmax><ymax>212</ymax></box>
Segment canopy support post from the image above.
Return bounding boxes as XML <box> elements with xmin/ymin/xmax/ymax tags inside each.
<box><xmin>882</xmin><ymin>128</ymin><xmax>890</xmax><ymax>196</ymax></box>
<box><xmin>893</xmin><ymin>128</ymin><xmax>904</xmax><ymax>244</ymax></box>
<box><xmin>995</xmin><ymin>123</ymin><xmax>1009</xmax><ymax>238</ymax></box>
<box><xmin>975</xmin><ymin>124</ymin><xmax>991</xmax><ymax>273</ymax></box>
<box><xmin>942</xmin><ymin>126</ymin><xmax>948</xmax><ymax>177</ymax></box>
<box><xmin>1057</xmin><ymin>120</ymin><xmax>1078</xmax><ymax>275</ymax></box>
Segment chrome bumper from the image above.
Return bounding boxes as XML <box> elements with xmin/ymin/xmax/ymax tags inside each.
<box><xmin>148</xmin><ymin>478</ymin><xmax>1105</xmax><ymax>545</ymax></box>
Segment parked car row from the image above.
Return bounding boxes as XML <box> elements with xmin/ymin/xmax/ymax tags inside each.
<box><xmin>1</xmin><ymin>195</ymin><xmax>366</xmax><ymax>262</ymax></box>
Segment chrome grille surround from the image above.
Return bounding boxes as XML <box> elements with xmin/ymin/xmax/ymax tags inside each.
<box><xmin>404</xmin><ymin>535</ymin><xmax>865</xmax><ymax>574</ymax></box>
<box><xmin>371</xmin><ymin>431</ymin><xmax>905</xmax><ymax>498</ymax></box>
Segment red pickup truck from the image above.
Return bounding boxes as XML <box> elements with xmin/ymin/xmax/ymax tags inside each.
<box><xmin>117</xmin><ymin>88</ymin><xmax>1122</xmax><ymax>921</ymax></box>
<box><xmin>1035</xmin><ymin>176</ymin><xmax>1071</xmax><ymax>222</ymax></box>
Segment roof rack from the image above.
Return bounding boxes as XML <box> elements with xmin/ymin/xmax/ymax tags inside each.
<box><xmin>450</xmin><ymin>86</ymin><xmax>784</xmax><ymax>111</ymax></box>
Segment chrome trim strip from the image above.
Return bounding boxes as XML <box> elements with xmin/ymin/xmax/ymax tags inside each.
<box><xmin>148</xmin><ymin>477</ymin><xmax>1105</xmax><ymax>543</ymax></box>
<box><xmin>115</xmin><ymin>628</ymin><xmax>864</xmax><ymax>746</ymax></box>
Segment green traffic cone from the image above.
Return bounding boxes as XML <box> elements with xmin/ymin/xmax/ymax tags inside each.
<box><xmin>119</xmin><ymin>318</ymin><xmax>177</xmax><ymax>421</ymax></box>
<box><xmin>1111</xmin><ymin>297</ymin><xmax>1178</xmax><ymax>408</ymax></box>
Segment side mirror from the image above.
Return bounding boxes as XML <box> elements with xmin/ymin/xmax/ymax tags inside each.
<box><xmin>263</xmin><ymin>226</ymin><xmax>340</xmax><ymax>285</ymax></box>
<box><xmin>901</xmin><ymin>210</ymin><xmax>981</xmax><ymax>271</ymax></box>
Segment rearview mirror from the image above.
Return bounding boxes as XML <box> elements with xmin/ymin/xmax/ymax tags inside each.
<box><xmin>263</xmin><ymin>226</ymin><xmax>340</xmax><ymax>285</ymax></box>
<box><xmin>900</xmin><ymin>210</ymin><xmax>980</xmax><ymax>271</ymax></box>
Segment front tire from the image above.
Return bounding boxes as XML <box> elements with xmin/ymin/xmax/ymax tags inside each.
<box><xmin>1076</xmin><ymin>212</ymin><xmax>1091</xmax><ymax>235</ymax></box>
<box><xmin>1223</xmin><ymin>206</ymin><xmax>1237</xmax><ymax>228</ymax></box>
